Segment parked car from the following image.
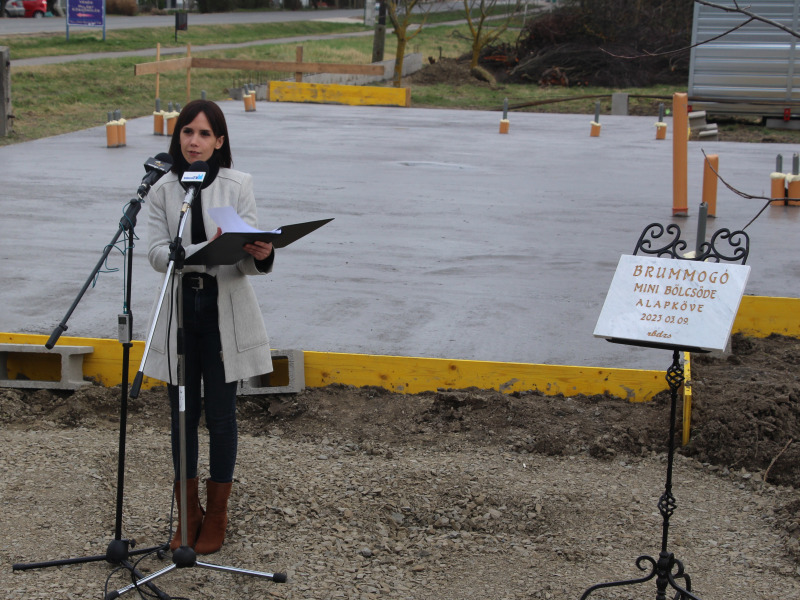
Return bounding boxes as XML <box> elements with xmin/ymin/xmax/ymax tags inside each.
<box><xmin>3</xmin><ymin>0</ymin><xmax>25</xmax><ymax>17</ymax></box>
<box><xmin>3</xmin><ymin>0</ymin><xmax>47</xmax><ymax>17</ymax></box>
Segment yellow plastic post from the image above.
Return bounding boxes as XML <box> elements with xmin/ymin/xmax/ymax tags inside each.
<box><xmin>672</xmin><ymin>93</ymin><xmax>689</xmax><ymax>215</ymax></box>
<box><xmin>117</xmin><ymin>118</ymin><xmax>127</xmax><ymax>147</ymax></box>
<box><xmin>787</xmin><ymin>174</ymin><xmax>800</xmax><ymax>203</ymax></box>
<box><xmin>243</xmin><ymin>89</ymin><xmax>256</xmax><ymax>112</ymax></box>
<box><xmin>106</xmin><ymin>120</ymin><xmax>119</xmax><ymax>148</ymax></box>
<box><xmin>702</xmin><ymin>154</ymin><xmax>718</xmax><ymax>217</ymax></box>
<box><xmin>165</xmin><ymin>112</ymin><xmax>178</xmax><ymax>136</ymax></box>
<box><xmin>153</xmin><ymin>111</ymin><xmax>165</xmax><ymax>135</ymax></box>
<box><xmin>770</xmin><ymin>173</ymin><xmax>786</xmax><ymax>204</ymax></box>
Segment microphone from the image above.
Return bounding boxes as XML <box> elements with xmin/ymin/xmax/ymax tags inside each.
<box><xmin>136</xmin><ymin>152</ymin><xmax>173</xmax><ymax>199</ymax></box>
<box><xmin>180</xmin><ymin>160</ymin><xmax>209</xmax><ymax>209</ymax></box>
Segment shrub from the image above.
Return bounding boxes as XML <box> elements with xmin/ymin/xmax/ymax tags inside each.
<box><xmin>106</xmin><ymin>0</ymin><xmax>138</xmax><ymax>15</ymax></box>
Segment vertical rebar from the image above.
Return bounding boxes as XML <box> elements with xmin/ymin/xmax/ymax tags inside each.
<box><xmin>696</xmin><ymin>202</ymin><xmax>708</xmax><ymax>255</ymax></box>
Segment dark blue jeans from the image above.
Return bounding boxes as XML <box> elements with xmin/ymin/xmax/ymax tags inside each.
<box><xmin>168</xmin><ymin>276</ymin><xmax>238</xmax><ymax>484</ymax></box>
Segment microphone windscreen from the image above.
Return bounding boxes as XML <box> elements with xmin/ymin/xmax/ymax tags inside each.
<box><xmin>153</xmin><ymin>152</ymin><xmax>173</xmax><ymax>167</ymax></box>
<box><xmin>181</xmin><ymin>161</ymin><xmax>209</xmax><ymax>187</ymax></box>
<box><xmin>188</xmin><ymin>160</ymin><xmax>209</xmax><ymax>174</ymax></box>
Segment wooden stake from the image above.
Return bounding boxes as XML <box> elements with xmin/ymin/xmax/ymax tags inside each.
<box><xmin>186</xmin><ymin>44</ymin><xmax>192</xmax><ymax>104</ymax></box>
<box><xmin>295</xmin><ymin>46</ymin><xmax>303</xmax><ymax>83</ymax></box>
<box><xmin>155</xmin><ymin>43</ymin><xmax>161</xmax><ymax>102</ymax></box>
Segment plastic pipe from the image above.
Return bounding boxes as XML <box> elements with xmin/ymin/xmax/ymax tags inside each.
<box><xmin>701</xmin><ymin>154</ymin><xmax>718</xmax><ymax>217</ymax></box>
<box><xmin>672</xmin><ymin>93</ymin><xmax>689</xmax><ymax>215</ymax></box>
<box><xmin>770</xmin><ymin>153</ymin><xmax>786</xmax><ymax>203</ymax></box>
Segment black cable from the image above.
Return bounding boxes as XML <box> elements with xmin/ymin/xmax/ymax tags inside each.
<box><xmin>700</xmin><ymin>148</ymin><xmax>782</xmax><ymax>232</ymax></box>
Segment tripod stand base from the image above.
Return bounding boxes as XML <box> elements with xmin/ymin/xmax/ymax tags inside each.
<box><xmin>12</xmin><ymin>539</ymin><xmax>166</xmax><ymax>571</ymax></box>
<box><xmin>104</xmin><ymin>545</ymin><xmax>287</xmax><ymax>600</ymax></box>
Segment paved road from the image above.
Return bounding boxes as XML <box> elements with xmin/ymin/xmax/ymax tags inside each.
<box><xmin>2</xmin><ymin>104</ymin><xmax>798</xmax><ymax>371</ymax></box>
<box><xmin>0</xmin><ymin>8</ymin><xmax>364</xmax><ymax>36</ymax></box>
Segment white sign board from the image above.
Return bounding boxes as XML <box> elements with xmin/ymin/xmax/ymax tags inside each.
<box><xmin>594</xmin><ymin>255</ymin><xmax>750</xmax><ymax>351</ymax></box>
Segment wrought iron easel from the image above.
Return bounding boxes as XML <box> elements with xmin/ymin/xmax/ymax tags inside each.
<box><xmin>580</xmin><ymin>223</ymin><xmax>749</xmax><ymax>600</ymax></box>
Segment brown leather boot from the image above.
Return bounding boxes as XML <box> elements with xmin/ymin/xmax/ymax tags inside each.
<box><xmin>194</xmin><ymin>480</ymin><xmax>232</xmax><ymax>555</ymax></box>
<box><xmin>169</xmin><ymin>477</ymin><xmax>205</xmax><ymax>551</ymax></box>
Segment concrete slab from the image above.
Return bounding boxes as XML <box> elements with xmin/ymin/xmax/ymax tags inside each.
<box><xmin>1</xmin><ymin>103</ymin><xmax>798</xmax><ymax>372</ymax></box>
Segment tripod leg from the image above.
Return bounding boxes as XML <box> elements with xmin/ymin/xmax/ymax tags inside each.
<box><xmin>104</xmin><ymin>563</ymin><xmax>178</xmax><ymax>600</ymax></box>
<box><xmin>196</xmin><ymin>561</ymin><xmax>288</xmax><ymax>582</ymax></box>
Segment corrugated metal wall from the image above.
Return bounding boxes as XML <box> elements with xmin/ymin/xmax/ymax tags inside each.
<box><xmin>688</xmin><ymin>0</ymin><xmax>800</xmax><ymax>116</ymax></box>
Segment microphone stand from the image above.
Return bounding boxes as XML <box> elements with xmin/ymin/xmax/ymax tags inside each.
<box><xmin>109</xmin><ymin>187</ymin><xmax>286</xmax><ymax>599</ymax></box>
<box><xmin>13</xmin><ymin>195</ymin><xmax>170</xmax><ymax>600</ymax></box>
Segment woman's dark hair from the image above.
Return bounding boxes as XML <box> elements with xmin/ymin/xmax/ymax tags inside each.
<box><xmin>168</xmin><ymin>100</ymin><xmax>233</xmax><ymax>170</ymax></box>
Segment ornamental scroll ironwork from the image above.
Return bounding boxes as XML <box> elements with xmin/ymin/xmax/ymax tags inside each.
<box><xmin>633</xmin><ymin>223</ymin><xmax>749</xmax><ymax>265</ymax></box>
<box><xmin>581</xmin><ymin>222</ymin><xmax>752</xmax><ymax>600</ymax></box>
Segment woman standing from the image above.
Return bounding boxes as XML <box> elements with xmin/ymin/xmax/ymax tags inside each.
<box><xmin>144</xmin><ymin>100</ymin><xmax>274</xmax><ymax>554</ymax></box>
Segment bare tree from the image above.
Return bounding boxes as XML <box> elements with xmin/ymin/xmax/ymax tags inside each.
<box><xmin>461</xmin><ymin>0</ymin><xmax>524</xmax><ymax>69</ymax></box>
<box><xmin>599</xmin><ymin>0</ymin><xmax>800</xmax><ymax>59</ymax></box>
<box><xmin>386</xmin><ymin>0</ymin><xmax>434</xmax><ymax>87</ymax></box>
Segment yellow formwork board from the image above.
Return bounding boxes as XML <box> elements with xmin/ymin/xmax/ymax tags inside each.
<box><xmin>1</xmin><ymin>293</ymin><xmax>795</xmax><ymax>399</ymax></box>
<box><xmin>0</xmin><ymin>333</ymin><xmax>163</xmax><ymax>391</ymax></box>
<box><xmin>2</xmin><ymin>333</ymin><xmax>663</xmax><ymax>401</ymax></box>
<box><xmin>268</xmin><ymin>81</ymin><xmax>411</xmax><ymax>108</ymax></box>
<box><xmin>303</xmin><ymin>351</ymin><xmax>665</xmax><ymax>402</ymax></box>
<box><xmin>733</xmin><ymin>295</ymin><xmax>800</xmax><ymax>338</ymax></box>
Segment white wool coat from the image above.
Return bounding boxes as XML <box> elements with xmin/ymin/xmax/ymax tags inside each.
<box><xmin>143</xmin><ymin>168</ymin><xmax>273</xmax><ymax>384</ymax></box>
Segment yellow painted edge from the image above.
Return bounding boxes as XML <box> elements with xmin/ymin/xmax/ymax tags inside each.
<box><xmin>1</xmin><ymin>294</ymin><xmax>795</xmax><ymax>401</ymax></box>
<box><xmin>268</xmin><ymin>81</ymin><xmax>409</xmax><ymax>108</ymax></box>
<box><xmin>0</xmin><ymin>333</ymin><xmax>163</xmax><ymax>391</ymax></box>
<box><xmin>733</xmin><ymin>295</ymin><xmax>800</xmax><ymax>338</ymax></box>
<box><xmin>683</xmin><ymin>351</ymin><xmax>692</xmax><ymax>446</ymax></box>
<box><xmin>302</xmin><ymin>350</ymin><xmax>665</xmax><ymax>401</ymax></box>
<box><xmin>1</xmin><ymin>332</ymin><xmax>663</xmax><ymax>402</ymax></box>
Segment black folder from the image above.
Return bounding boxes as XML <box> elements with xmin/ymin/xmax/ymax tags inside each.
<box><xmin>185</xmin><ymin>218</ymin><xmax>333</xmax><ymax>266</ymax></box>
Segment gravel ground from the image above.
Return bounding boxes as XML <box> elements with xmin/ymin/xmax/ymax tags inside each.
<box><xmin>1</xmin><ymin>335</ymin><xmax>799</xmax><ymax>600</ymax></box>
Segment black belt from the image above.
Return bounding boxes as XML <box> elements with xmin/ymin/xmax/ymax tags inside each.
<box><xmin>183</xmin><ymin>273</ymin><xmax>216</xmax><ymax>291</ymax></box>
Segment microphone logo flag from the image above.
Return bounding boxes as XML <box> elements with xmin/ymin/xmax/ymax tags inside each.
<box><xmin>181</xmin><ymin>172</ymin><xmax>206</xmax><ymax>184</ymax></box>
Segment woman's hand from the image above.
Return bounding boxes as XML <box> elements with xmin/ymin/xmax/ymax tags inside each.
<box><xmin>244</xmin><ymin>240</ymin><xmax>273</xmax><ymax>261</ymax></box>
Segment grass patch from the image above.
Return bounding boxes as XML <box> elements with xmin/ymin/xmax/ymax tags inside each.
<box><xmin>1</xmin><ymin>21</ymin><xmax>369</xmax><ymax>60</ymax></box>
<box><xmin>4</xmin><ymin>17</ymin><xmax>796</xmax><ymax>146</ymax></box>
<box><xmin>1</xmin><ymin>23</ymin><xmax>674</xmax><ymax>146</ymax></box>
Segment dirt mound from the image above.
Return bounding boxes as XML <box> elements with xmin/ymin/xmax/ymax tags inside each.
<box><xmin>686</xmin><ymin>334</ymin><xmax>800</xmax><ymax>487</ymax></box>
<box><xmin>408</xmin><ymin>58</ymin><xmax>485</xmax><ymax>87</ymax></box>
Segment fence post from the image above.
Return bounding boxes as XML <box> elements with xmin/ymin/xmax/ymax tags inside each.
<box><xmin>0</xmin><ymin>47</ymin><xmax>11</xmax><ymax>137</ymax></box>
